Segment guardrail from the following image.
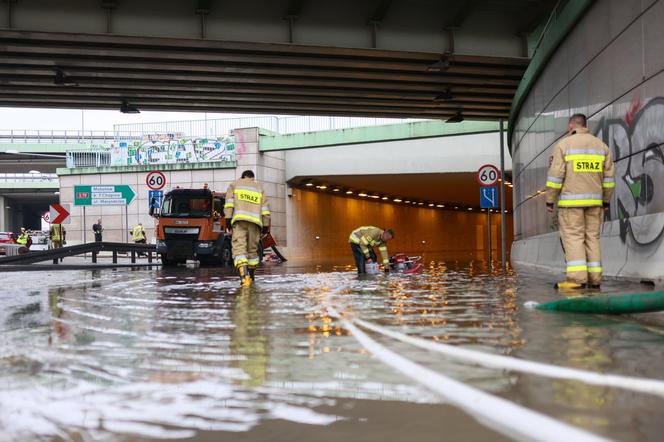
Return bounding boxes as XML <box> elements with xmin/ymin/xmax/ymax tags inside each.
<box><xmin>0</xmin><ymin>130</ymin><xmax>116</xmax><ymax>144</ymax></box>
<box><xmin>0</xmin><ymin>173</ymin><xmax>59</xmax><ymax>182</ymax></box>
<box><xmin>0</xmin><ymin>241</ymin><xmax>157</xmax><ymax>265</ymax></box>
<box><xmin>65</xmin><ymin>150</ymin><xmax>112</xmax><ymax>168</ymax></box>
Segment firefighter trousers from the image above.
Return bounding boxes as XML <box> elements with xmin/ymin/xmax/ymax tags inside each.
<box><xmin>232</xmin><ymin>220</ymin><xmax>262</xmax><ymax>268</ymax></box>
<box><xmin>559</xmin><ymin>206</ymin><xmax>603</xmax><ymax>285</ymax></box>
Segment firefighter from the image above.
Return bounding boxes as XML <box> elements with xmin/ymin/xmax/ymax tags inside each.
<box><xmin>16</xmin><ymin>227</ymin><xmax>31</xmax><ymax>249</ymax></box>
<box><xmin>130</xmin><ymin>222</ymin><xmax>147</xmax><ymax>257</ymax></box>
<box><xmin>49</xmin><ymin>223</ymin><xmax>66</xmax><ymax>249</ymax></box>
<box><xmin>348</xmin><ymin>226</ymin><xmax>394</xmax><ymax>275</ymax></box>
<box><xmin>224</xmin><ymin>170</ymin><xmax>270</xmax><ymax>286</ymax></box>
<box><xmin>545</xmin><ymin>113</ymin><xmax>615</xmax><ymax>289</ymax></box>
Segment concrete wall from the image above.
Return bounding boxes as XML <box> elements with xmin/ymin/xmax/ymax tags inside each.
<box><xmin>286</xmin><ymin>188</ymin><xmax>512</xmax><ymax>260</ymax></box>
<box><xmin>286</xmin><ymin>131</ymin><xmax>511</xmax><ymax>180</ymax></box>
<box><xmin>58</xmin><ymin>128</ymin><xmax>287</xmax><ymax>246</ymax></box>
<box><xmin>510</xmin><ymin>0</ymin><xmax>664</xmax><ymax>282</ymax></box>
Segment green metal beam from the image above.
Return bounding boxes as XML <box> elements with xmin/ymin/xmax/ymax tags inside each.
<box><xmin>258</xmin><ymin>120</ymin><xmax>500</xmax><ymax>152</ymax></box>
<box><xmin>57</xmin><ymin>160</ymin><xmax>236</xmax><ymax>176</ymax></box>
<box><xmin>0</xmin><ymin>181</ymin><xmax>59</xmax><ymax>189</ymax></box>
<box><xmin>507</xmin><ymin>0</ymin><xmax>595</xmax><ymax>151</ymax></box>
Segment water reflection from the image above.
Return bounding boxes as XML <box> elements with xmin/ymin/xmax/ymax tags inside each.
<box><xmin>0</xmin><ymin>260</ymin><xmax>661</xmax><ymax>441</ymax></box>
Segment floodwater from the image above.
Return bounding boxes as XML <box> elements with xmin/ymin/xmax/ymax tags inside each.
<box><xmin>1</xmin><ymin>257</ymin><xmax>663</xmax><ymax>442</ymax></box>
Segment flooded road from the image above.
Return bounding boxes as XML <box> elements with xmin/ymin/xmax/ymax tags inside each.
<box><xmin>1</xmin><ymin>258</ymin><xmax>663</xmax><ymax>441</ymax></box>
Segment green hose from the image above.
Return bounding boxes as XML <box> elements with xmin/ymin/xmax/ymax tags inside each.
<box><xmin>536</xmin><ymin>291</ymin><xmax>664</xmax><ymax>315</ymax></box>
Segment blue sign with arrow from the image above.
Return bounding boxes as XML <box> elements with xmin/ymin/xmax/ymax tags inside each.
<box><xmin>149</xmin><ymin>190</ymin><xmax>163</xmax><ymax>209</ymax></box>
<box><xmin>480</xmin><ymin>186</ymin><xmax>498</xmax><ymax>209</ymax></box>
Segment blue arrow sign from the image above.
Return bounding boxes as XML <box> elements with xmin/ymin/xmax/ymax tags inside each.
<box><xmin>480</xmin><ymin>186</ymin><xmax>498</xmax><ymax>209</ymax></box>
<box><xmin>149</xmin><ymin>190</ymin><xmax>163</xmax><ymax>209</ymax></box>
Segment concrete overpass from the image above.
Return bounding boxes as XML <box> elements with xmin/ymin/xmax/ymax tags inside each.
<box><xmin>0</xmin><ymin>0</ymin><xmax>558</xmax><ymax>120</ymax></box>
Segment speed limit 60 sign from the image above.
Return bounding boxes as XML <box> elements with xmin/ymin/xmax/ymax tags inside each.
<box><xmin>146</xmin><ymin>171</ymin><xmax>166</xmax><ymax>190</ymax></box>
<box><xmin>476</xmin><ymin>164</ymin><xmax>500</xmax><ymax>186</ymax></box>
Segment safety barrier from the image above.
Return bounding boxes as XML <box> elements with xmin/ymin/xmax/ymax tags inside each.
<box><xmin>0</xmin><ymin>241</ymin><xmax>157</xmax><ymax>265</ymax></box>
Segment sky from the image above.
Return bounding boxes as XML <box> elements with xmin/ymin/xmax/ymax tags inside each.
<box><xmin>0</xmin><ymin>108</ymin><xmax>270</xmax><ymax>132</ymax></box>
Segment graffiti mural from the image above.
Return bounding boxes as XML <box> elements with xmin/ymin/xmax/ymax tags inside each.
<box><xmin>110</xmin><ymin>136</ymin><xmax>236</xmax><ymax>166</ymax></box>
<box><xmin>595</xmin><ymin>97</ymin><xmax>664</xmax><ymax>247</ymax></box>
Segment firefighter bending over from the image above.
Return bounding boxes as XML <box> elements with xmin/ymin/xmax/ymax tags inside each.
<box><xmin>545</xmin><ymin>113</ymin><xmax>615</xmax><ymax>290</ymax></box>
<box><xmin>224</xmin><ymin>170</ymin><xmax>270</xmax><ymax>286</ymax></box>
<box><xmin>349</xmin><ymin>226</ymin><xmax>394</xmax><ymax>275</ymax></box>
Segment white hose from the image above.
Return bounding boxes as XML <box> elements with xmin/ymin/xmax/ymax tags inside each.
<box><xmin>324</xmin><ymin>303</ymin><xmax>612</xmax><ymax>442</ymax></box>
<box><xmin>353</xmin><ymin>317</ymin><xmax>664</xmax><ymax>398</ymax></box>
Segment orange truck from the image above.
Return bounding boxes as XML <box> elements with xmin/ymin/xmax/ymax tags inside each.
<box><xmin>152</xmin><ymin>187</ymin><xmax>285</xmax><ymax>266</ymax></box>
<box><xmin>152</xmin><ymin>188</ymin><xmax>232</xmax><ymax>265</ymax></box>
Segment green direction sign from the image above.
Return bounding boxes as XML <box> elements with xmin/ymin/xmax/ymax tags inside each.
<box><xmin>74</xmin><ymin>185</ymin><xmax>136</xmax><ymax>206</ymax></box>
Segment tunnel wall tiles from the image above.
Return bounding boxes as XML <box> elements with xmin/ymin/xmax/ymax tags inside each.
<box><xmin>510</xmin><ymin>0</ymin><xmax>664</xmax><ymax>280</ymax></box>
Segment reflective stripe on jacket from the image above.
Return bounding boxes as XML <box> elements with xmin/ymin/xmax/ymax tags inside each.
<box><xmin>545</xmin><ymin>128</ymin><xmax>615</xmax><ymax>207</ymax></box>
<box><xmin>223</xmin><ymin>177</ymin><xmax>270</xmax><ymax>228</ymax></box>
<box><xmin>349</xmin><ymin>226</ymin><xmax>389</xmax><ymax>264</ymax></box>
<box><xmin>16</xmin><ymin>233</ymin><xmax>29</xmax><ymax>245</ymax></box>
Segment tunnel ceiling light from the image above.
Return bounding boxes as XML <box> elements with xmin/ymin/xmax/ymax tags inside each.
<box><xmin>333</xmin><ymin>188</ymin><xmax>340</xmax><ymax>192</ymax></box>
<box><xmin>358</xmin><ymin>192</ymin><xmax>367</xmax><ymax>197</ymax></box>
<box><xmin>346</xmin><ymin>190</ymin><xmax>353</xmax><ymax>194</ymax></box>
<box><xmin>120</xmin><ymin>100</ymin><xmax>140</xmax><ymax>114</ymax></box>
<box><xmin>468</xmin><ymin>208</ymin><xmax>473</xmax><ymax>210</ymax></box>
<box><xmin>305</xmin><ymin>182</ymin><xmax>314</xmax><ymax>187</ymax></box>
<box><xmin>436</xmin><ymin>204</ymin><xmax>444</xmax><ymax>208</ymax></box>
<box><xmin>428</xmin><ymin>203</ymin><xmax>434</xmax><ymax>207</ymax></box>
<box><xmin>319</xmin><ymin>185</ymin><xmax>327</xmax><ymax>189</ymax></box>
<box><xmin>381</xmin><ymin>196</ymin><xmax>388</xmax><ymax>200</ymax></box>
<box><xmin>454</xmin><ymin>206</ymin><xmax>459</xmax><ymax>209</ymax></box>
<box><xmin>393</xmin><ymin>199</ymin><xmax>402</xmax><ymax>202</ymax></box>
<box><xmin>404</xmin><ymin>200</ymin><xmax>410</xmax><ymax>203</ymax></box>
<box><xmin>418</xmin><ymin>202</ymin><xmax>424</xmax><ymax>205</ymax></box>
<box><xmin>370</xmin><ymin>195</ymin><xmax>380</xmax><ymax>199</ymax></box>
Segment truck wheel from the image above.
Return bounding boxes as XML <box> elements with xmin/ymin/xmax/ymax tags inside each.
<box><xmin>160</xmin><ymin>254</ymin><xmax>176</xmax><ymax>266</ymax></box>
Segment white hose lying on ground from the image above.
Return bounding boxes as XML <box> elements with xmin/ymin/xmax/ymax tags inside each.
<box><xmin>352</xmin><ymin>317</ymin><xmax>664</xmax><ymax>398</ymax></box>
<box><xmin>323</xmin><ymin>302</ymin><xmax>612</xmax><ymax>442</ymax></box>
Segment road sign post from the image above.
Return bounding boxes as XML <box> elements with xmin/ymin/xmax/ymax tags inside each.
<box><xmin>477</xmin><ymin>165</ymin><xmax>500</xmax><ymax>267</ymax></box>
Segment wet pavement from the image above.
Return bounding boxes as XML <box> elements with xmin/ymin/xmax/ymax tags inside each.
<box><xmin>0</xmin><ymin>257</ymin><xmax>663</xmax><ymax>442</ymax></box>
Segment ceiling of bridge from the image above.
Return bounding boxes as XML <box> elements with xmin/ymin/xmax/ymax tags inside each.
<box><xmin>0</xmin><ymin>0</ymin><xmax>556</xmax><ymax>120</ymax></box>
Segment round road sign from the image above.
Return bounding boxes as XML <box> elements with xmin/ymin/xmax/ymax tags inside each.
<box><xmin>146</xmin><ymin>171</ymin><xmax>166</xmax><ymax>190</ymax></box>
<box><xmin>476</xmin><ymin>164</ymin><xmax>500</xmax><ymax>186</ymax></box>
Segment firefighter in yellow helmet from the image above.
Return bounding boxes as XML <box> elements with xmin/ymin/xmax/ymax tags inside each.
<box><xmin>224</xmin><ymin>170</ymin><xmax>270</xmax><ymax>286</ymax></box>
<box><xmin>348</xmin><ymin>226</ymin><xmax>394</xmax><ymax>275</ymax></box>
<box><xmin>545</xmin><ymin>113</ymin><xmax>615</xmax><ymax>290</ymax></box>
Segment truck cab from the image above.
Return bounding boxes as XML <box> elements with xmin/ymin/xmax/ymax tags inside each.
<box><xmin>153</xmin><ymin>188</ymin><xmax>232</xmax><ymax>265</ymax></box>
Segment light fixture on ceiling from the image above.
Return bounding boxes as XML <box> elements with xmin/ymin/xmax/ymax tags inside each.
<box><xmin>446</xmin><ymin>112</ymin><xmax>464</xmax><ymax>123</ymax></box>
<box><xmin>433</xmin><ymin>87</ymin><xmax>453</xmax><ymax>101</ymax></box>
<box><xmin>426</xmin><ymin>52</ymin><xmax>451</xmax><ymax>72</ymax></box>
<box><xmin>346</xmin><ymin>190</ymin><xmax>353</xmax><ymax>195</ymax></box>
<box><xmin>120</xmin><ymin>100</ymin><xmax>140</xmax><ymax>114</ymax></box>
<box><xmin>393</xmin><ymin>199</ymin><xmax>402</xmax><ymax>202</ymax></box>
<box><xmin>54</xmin><ymin>69</ymin><xmax>79</xmax><ymax>87</ymax></box>
<box><xmin>381</xmin><ymin>196</ymin><xmax>388</xmax><ymax>200</ymax></box>
<box><xmin>333</xmin><ymin>188</ymin><xmax>340</xmax><ymax>192</ymax></box>
<box><xmin>305</xmin><ymin>182</ymin><xmax>314</xmax><ymax>187</ymax></box>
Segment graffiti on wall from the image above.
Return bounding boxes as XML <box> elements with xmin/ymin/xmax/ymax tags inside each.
<box><xmin>110</xmin><ymin>136</ymin><xmax>236</xmax><ymax>166</ymax></box>
<box><xmin>596</xmin><ymin>97</ymin><xmax>664</xmax><ymax>246</ymax></box>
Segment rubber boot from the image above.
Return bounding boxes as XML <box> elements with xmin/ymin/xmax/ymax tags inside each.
<box><xmin>554</xmin><ymin>281</ymin><xmax>586</xmax><ymax>290</ymax></box>
<box><xmin>248</xmin><ymin>266</ymin><xmax>256</xmax><ymax>281</ymax></box>
<box><xmin>238</xmin><ymin>265</ymin><xmax>252</xmax><ymax>287</ymax></box>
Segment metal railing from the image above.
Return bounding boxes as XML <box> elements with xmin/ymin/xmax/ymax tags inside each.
<box><xmin>0</xmin><ymin>172</ymin><xmax>59</xmax><ymax>182</ymax></box>
<box><xmin>114</xmin><ymin>115</ymin><xmax>423</xmax><ymax>139</ymax></box>
<box><xmin>66</xmin><ymin>150</ymin><xmax>112</xmax><ymax>168</ymax></box>
<box><xmin>0</xmin><ymin>130</ymin><xmax>115</xmax><ymax>144</ymax></box>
